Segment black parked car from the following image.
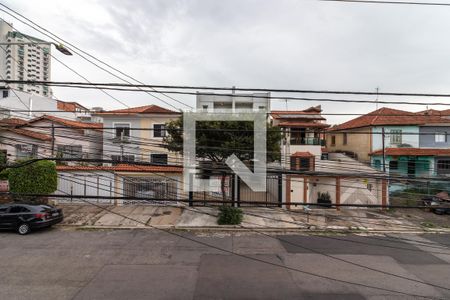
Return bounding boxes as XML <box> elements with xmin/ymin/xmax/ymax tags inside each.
<box><xmin>422</xmin><ymin>196</ymin><xmax>450</xmax><ymax>215</ymax></box>
<box><xmin>0</xmin><ymin>203</ymin><xmax>63</xmax><ymax>235</ymax></box>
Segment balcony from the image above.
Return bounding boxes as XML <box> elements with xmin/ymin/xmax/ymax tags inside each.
<box><xmin>290</xmin><ymin>137</ymin><xmax>323</xmax><ymax>145</ymax></box>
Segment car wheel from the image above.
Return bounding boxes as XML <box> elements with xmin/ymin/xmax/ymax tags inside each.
<box><xmin>17</xmin><ymin>223</ymin><xmax>31</xmax><ymax>235</ymax></box>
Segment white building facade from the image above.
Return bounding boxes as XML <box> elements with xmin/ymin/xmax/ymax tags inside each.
<box><xmin>0</xmin><ymin>20</ymin><xmax>51</xmax><ymax>96</ymax></box>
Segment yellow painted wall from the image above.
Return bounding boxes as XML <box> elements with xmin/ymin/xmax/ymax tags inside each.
<box><xmin>326</xmin><ymin>127</ymin><xmax>372</xmax><ymax>162</ymax></box>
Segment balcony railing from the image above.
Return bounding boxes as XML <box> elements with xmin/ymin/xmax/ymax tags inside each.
<box><xmin>290</xmin><ymin>137</ymin><xmax>322</xmax><ymax>145</ymax></box>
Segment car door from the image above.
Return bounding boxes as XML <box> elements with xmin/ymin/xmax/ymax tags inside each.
<box><xmin>2</xmin><ymin>206</ymin><xmax>25</xmax><ymax>229</ymax></box>
<box><xmin>0</xmin><ymin>206</ymin><xmax>9</xmax><ymax>229</ymax></box>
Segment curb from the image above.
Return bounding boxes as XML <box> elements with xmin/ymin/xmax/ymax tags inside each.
<box><xmin>55</xmin><ymin>224</ymin><xmax>450</xmax><ymax>234</ymax></box>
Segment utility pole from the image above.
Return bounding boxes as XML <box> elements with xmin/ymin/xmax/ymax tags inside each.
<box><xmin>51</xmin><ymin>121</ymin><xmax>55</xmax><ymax>156</ymax></box>
<box><xmin>382</xmin><ymin>127</ymin><xmax>386</xmax><ymax>172</ymax></box>
<box><xmin>375</xmin><ymin>87</ymin><xmax>379</xmax><ymax>110</ymax></box>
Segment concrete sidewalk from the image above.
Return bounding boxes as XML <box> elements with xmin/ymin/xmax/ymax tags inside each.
<box><xmin>57</xmin><ymin>204</ymin><xmax>450</xmax><ymax>233</ymax></box>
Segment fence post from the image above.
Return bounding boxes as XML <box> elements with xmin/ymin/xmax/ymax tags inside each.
<box><xmin>97</xmin><ymin>177</ymin><xmax>100</xmax><ymax>203</ymax></box>
<box><xmin>70</xmin><ymin>185</ymin><xmax>73</xmax><ymax>203</ymax></box>
<box><xmin>231</xmin><ymin>174</ymin><xmax>236</xmax><ymax>207</ymax></box>
<box><xmin>278</xmin><ymin>174</ymin><xmax>283</xmax><ymax>208</ymax></box>
<box><xmin>188</xmin><ymin>173</ymin><xmax>193</xmax><ymax>207</ymax></box>
<box><xmin>84</xmin><ymin>178</ymin><xmax>87</xmax><ymax>197</ymax></box>
<box><xmin>237</xmin><ymin>177</ymin><xmax>241</xmax><ymax>207</ymax></box>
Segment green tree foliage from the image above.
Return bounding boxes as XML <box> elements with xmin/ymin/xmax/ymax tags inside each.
<box><xmin>164</xmin><ymin>116</ymin><xmax>282</xmax><ymax>163</ymax></box>
<box><xmin>217</xmin><ymin>206</ymin><xmax>243</xmax><ymax>225</ymax></box>
<box><xmin>8</xmin><ymin>160</ymin><xmax>57</xmax><ymax>195</ymax></box>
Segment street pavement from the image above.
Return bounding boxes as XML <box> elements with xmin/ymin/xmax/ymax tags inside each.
<box><xmin>0</xmin><ymin>228</ymin><xmax>449</xmax><ymax>299</ymax></box>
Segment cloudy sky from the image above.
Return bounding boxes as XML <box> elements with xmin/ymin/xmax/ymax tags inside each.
<box><xmin>3</xmin><ymin>0</ymin><xmax>450</xmax><ymax>124</ymax></box>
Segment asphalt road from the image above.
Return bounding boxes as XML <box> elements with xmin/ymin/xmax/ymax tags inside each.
<box><xmin>0</xmin><ymin>228</ymin><xmax>449</xmax><ymax>300</ymax></box>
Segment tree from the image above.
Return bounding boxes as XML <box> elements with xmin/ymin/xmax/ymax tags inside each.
<box><xmin>8</xmin><ymin>160</ymin><xmax>57</xmax><ymax>202</ymax></box>
<box><xmin>164</xmin><ymin>116</ymin><xmax>282</xmax><ymax>200</ymax></box>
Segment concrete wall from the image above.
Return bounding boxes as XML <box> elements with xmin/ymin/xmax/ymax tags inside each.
<box><xmin>326</xmin><ymin>127</ymin><xmax>372</xmax><ymax>162</ymax></box>
<box><xmin>419</xmin><ymin>126</ymin><xmax>450</xmax><ymax>148</ymax></box>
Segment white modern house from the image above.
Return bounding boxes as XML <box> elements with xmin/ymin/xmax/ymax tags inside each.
<box><xmin>196</xmin><ymin>91</ymin><xmax>270</xmax><ymax>112</ymax></box>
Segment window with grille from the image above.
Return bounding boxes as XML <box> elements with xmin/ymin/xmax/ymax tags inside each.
<box><xmin>114</xmin><ymin>123</ymin><xmax>130</xmax><ymax>140</ymax></box>
<box><xmin>15</xmin><ymin>144</ymin><xmax>37</xmax><ymax>159</ymax></box>
<box><xmin>153</xmin><ymin>124</ymin><xmax>166</xmax><ymax>137</ymax></box>
<box><xmin>390</xmin><ymin>129</ymin><xmax>402</xmax><ymax>144</ymax></box>
<box><xmin>150</xmin><ymin>154</ymin><xmax>168</xmax><ymax>165</ymax></box>
<box><xmin>57</xmin><ymin>145</ymin><xmax>82</xmax><ymax>158</ymax></box>
<box><xmin>435</xmin><ymin>133</ymin><xmax>447</xmax><ymax>143</ymax></box>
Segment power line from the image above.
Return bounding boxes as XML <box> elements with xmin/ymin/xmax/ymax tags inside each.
<box><xmin>5</xmin><ymin>79</ymin><xmax>450</xmax><ymax>99</ymax></box>
<box><xmin>4</xmin><ymin>80</ymin><xmax>450</xmax><ymax>107</ymax></box>
<box><xmin>0</xmin><ymin>4</ymin><xmax>191</xmax><ymax>111</ymax></box>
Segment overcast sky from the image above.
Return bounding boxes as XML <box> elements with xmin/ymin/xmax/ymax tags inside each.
<box><xmin>4</xmin><ymin>0</ymin><xmax>450</xmax><ymax>124</ymax></box>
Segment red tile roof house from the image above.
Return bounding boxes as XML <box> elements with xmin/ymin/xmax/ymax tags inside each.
<box><xmin>23</xmin><ymin>115</ymin><xmax>104</xmax><ymax>164</ymax></box>
<box><xmin>0</xmin><ymin>118</ymin><xmax>53</xmax><ymax>161</ymax></box>
<box><xmin>270</xmin><ymin>106</ymin><xmax>388</xmax><ymax>209</ymax></box>
<box><xmin>326</xmin><ymin>107</ymin><xmax>450</xmax><ymax>179</ymax></box>
<box><xmin>50</xmin><ymin>105</ymin><xmax>184</xmax><ymax>205</ymax></box>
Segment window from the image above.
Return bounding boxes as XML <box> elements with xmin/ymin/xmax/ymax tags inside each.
<box><xmin>389</xmin><ymin>160</ymin><xmax>399</xmax><ymax>170</ymax></box>
<box><xmin>373</xmin><ymin>159</ymin><xmax>381</xmax><ymax>169</ymax></box>
<box><xmin>331</xmin><ymin>135</ymin><xmax>336</xmax><ymax>146</ymax></box>
<box><xmin>153</xmin><ymin>124</ymin><xmax>166</xmax><ymax>138</ymax></box>
<box><xmin>435</xmin><ymin>133</ymin><xmax>447</xmax><ymax>143</ymax></box>
<box><xmin>150</xmin><ymin>153</ymin><xmax>168</xmax><ymax>165</ymax></box>
<box><xmin>57</xmin><ymin>145</ymin><xmax>82</xmax><ymax>158</ymax></box>
<box><xmin>437</xmin><ymin>160</ymin><xmax>450</xmax><ymax>171</ymax></box>
<box><xmin>9</xmin><ymin>206</ymin><xmax>30</xmax><ymax>213</ymax></box>
<box><xmin>202</xmin><ymin>105</ymin><xmax>208</xmax><ymax>111</ymax></box>
<box><xmin>235</xmin><ymin>102</ymin><xmax>253</xmax><ymax>109</ymax></box>
<box><xmin>114</xmin><ymin>123</ymin><xmax>130</xmax><ymax>139</ymax></box>
<box><xmin>390</xmin><ymin>129</ymin><xmax>402</xmax><ymax>144</ymax></box>
<box><xmin>15</xmin><ymin>144</ymin><xmax>37</xmax><ymax>159</ymax></box>
<box><xmin>343</xmin><ymin>133</ymin><xmax>347</xmax><ymax>145</ymax></box>
<box><xmin>2</xmin><ymin>90</ymin><xmax>8</xmax><ymax>98</ymax></box>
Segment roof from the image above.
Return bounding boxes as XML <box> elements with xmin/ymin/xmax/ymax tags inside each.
<box><xmin>270</xmin><ymin>106</ymin><xmax>325</xmax><ymax>120</ymax></box>
<box><xmin>0</xmin><ymin>118</ymin><xmax>28</xmax><ymax>126</ymax></box>
<box><xmin>370</xmin><ymin>148</ymin><xmax>450</xmax><ymax>156</ymax></box>
<box><xmin>4</xmin><ymin>128</ymin><xmax>52</xmax><ymax>141</ymax></box>
<box><xmin>57</xmin><ymin>100</ymin><xmax>88</xmax><ymax>112</ymax></box>
<box><xmin>291</xmin><ymin>151</ymin><xmax>314</xmax><ymax>157</ymax></box>
<box><xmin>27</xmin><ymin>115</ymin><xmax>102</xmax><ymax>130</ymax></box>
<box><xmin>94</xmin><ymin>105</ymin><xmax>181</xmax><ymax>115</ymax></box>
<box><xmin>56</xmin><ymin>164</ymin><xmax>183</xmax><ymax>173</ymax></box>
<box><xmin>278</xmin><ymin>121</ymin><xmax>330</xmax><ymax>128</ymax></box>
<box><xmin>415</xmin><ymin>109</ymin><xmax>450</xmax><ymax>116</ymax></box>
<box><xmin>329</xmin><ymin>107</ymin><xmax>449</xmax><ymax>131</ymax></box>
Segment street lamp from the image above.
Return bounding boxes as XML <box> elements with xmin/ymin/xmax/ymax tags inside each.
<box><xmin>0</xmin><ymin>42</ymin><xmax>72</xmax><ymax>55</ymax></box>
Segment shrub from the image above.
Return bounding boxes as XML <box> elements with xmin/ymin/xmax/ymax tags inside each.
<box><xmin>8</xmin><ymin>160</ymin><xmax>57</xmax><ymax>201</ymax></box>
<box><xmin>217</xmin><ymin>206</ymin><xmax>243</xmax><ymax>225</ymax></box>
<box><xmin>317</xmin><ymin>192</ymin><xmax>332</xmax><ymax>207</ymax></box>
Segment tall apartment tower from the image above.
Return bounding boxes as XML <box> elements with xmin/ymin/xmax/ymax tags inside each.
<box><xmin>0</xmin><ymin>20</ymin><xmax>52</xmax><ymax>96</ymax></box>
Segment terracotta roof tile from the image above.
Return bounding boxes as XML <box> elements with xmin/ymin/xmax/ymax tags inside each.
<box><xmin>27</xmin><ymin>115</ymin><xmax>102</xmax><ymax>130</ymax></box>
<box><xmin>330</xmin><ymin>107</ymin><xmax>449</xmax><ymax>131</ymax></box>
<box><xmin>370</xmin><ymin>148</ymin><xmax>450</xmax><ymax>156</ymax></box>
<box><xmin>56</xmin><ymin>164</ymin><xmax>183</xmax><ymax>173</ymax></box>
<box><xmin>6</xmin><ymin>128</ymin><xmax>52</xmax><ymax>141</ymax></box>
<box><xmin>278</xmin><ymin>121</ymin><xmax>330</xmax><ymax>128</ymax></box>
<box><xmin>95</xmin><ymin>105</ymin><xmax>181</xmax><ymax>115</ymax></box>
<box><xmin>0</xmin><ymin>118</ymin><xmax>28</xmax><ymax>126</ymax></box>
<box><xmin>291</xmin><ymin>151</ymin><xmax>314</xmax><ymax>157</ymax></box>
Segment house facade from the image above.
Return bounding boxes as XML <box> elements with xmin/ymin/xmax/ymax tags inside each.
<box><xmin>327</xmin><ymin>107</ymin><xmax>450</xmax><ymax>178</ymax></box>
<box><xmin>93</xmin><ymin>105</ymin><xmax>181</xmax><ymax>165</ymax></box>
